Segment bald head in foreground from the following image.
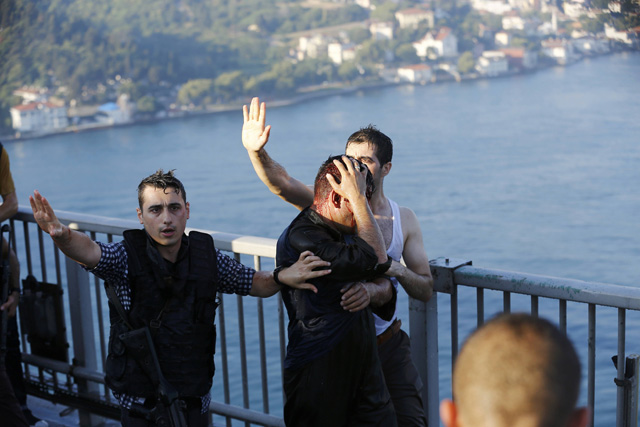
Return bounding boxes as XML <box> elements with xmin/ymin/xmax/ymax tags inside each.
<box><xmin>440</xmin><ymin>313</ymin><xmax>589</xmax><ymax>427</ymax></box>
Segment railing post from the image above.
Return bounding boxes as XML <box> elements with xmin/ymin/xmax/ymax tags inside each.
<box><xmin>410</xmin><ymin>293</ymin><xmax>439</xmax><ymax>427</ymax></box>
<box><xmin>614</xmin><ymin>354</ymin><xmax>640</xmax><ymax>427</ymax></box>
<box><xmin>65</xmin><ymin>259</ymin><xmax>102</xmax><ymax>426</ymax></box>
<box><xmin>410</xmin><ymin>258</ymin><xmax>471</xmax><ymax>427</ymax></box>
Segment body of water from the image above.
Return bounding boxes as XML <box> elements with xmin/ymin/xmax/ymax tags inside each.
<box><xmin>6</xmin><ymin>52</ymin><xmax>640</xmax><ymax>425</ymax></box>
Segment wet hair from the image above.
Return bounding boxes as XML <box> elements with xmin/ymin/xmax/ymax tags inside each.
<box><xmin>137</xmin><ymin>169</ymin><xmax>187</xmax><ymax>209</ymax></box>
<box><xmin>313</xmin><ymin>155</ymin><xmax>375</xmax><ymax>203</ymax></box>
<box><xmin>345</xmin><ymin>124</ymin><xmax>393</xmax><ymax>165</ymax></box>
<box><xmin>453</xmin><ymin>313</ymin><xmax>582</xmax><ymax>427</ymax></box>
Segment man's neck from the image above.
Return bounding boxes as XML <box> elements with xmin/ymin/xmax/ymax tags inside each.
<box><xmin>369</xmin><ymin>187</ymin><xmax>389</xmax><ymax>216</ymax></box>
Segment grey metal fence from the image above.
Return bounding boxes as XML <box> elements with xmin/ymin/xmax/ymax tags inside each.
<box><xmin>8</xmin><ymin>207</ymin><xmax>640</xmax><ymax>426</ymax></box>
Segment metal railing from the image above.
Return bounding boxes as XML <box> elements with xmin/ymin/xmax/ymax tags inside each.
<box><xmin>8</xmin><ymin>207</ymin><xmax>640</xmax><ymax>426</ymax></box>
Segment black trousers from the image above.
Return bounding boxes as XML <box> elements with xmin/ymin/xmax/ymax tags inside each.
<box><xmin>378</xmin><ymin>329</ymin><xmax>427</xmax><ymax>427</ymax></box>
<box><xmin>0</xmin><ymin>361</ymin><xmax>28</xmax><ymax>427</ymax></box>
<box><xmin>283</xmin><ymin>311</ymin><xmax>397</xmax><ymax>427</ymax></box>
<box><xmin>4</xmin><ymin>316</ymin><xmax>27</xmax><ymax>407</ymax></box>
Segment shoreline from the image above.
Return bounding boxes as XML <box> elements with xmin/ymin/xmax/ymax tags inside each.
<box><xmin>2</xmin><ymin>50</ymin><xmax>632</xmax><ymax>143</ymax></box>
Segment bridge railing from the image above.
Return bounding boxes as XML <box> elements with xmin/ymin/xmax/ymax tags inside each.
<box><xmin>8</xmin><ymin>207</ymin><xmax>640</xmax><ymax>426</ymax></box>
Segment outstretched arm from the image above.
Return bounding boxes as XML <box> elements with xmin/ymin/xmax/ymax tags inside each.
<box><xmin>386</xmin><ymin>207</ymin><xmax>433</xmax><ymax>302</ymax></box>
<box><xmin>29</xmin><ymin>190</ymin><xmax>102</xmax><ymax>269</ymax></box>
<box><xmin>242</xmin><ymin>97</ymin><xmax>314</xmax><ymax>210</ymax></box>
<box><xmin>0</xmin><ymin>191</ymin><xmax>18</xmax><ymax>223</ymax></box>
<box><xmin>250</xmin><ymin>250</ymin><xmax>331</xmax><ymax>297</ymax></box>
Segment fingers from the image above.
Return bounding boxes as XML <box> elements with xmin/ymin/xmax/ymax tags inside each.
<box><xmin>30</xmin><ymin>190</ymin><xmax>44</xmax><ymax>213</ymax></box>
<box><xmin>340</xmin><ymin>283</ymin><xmax>369</xmax><ymax>312</ymax></box>
<box><xmin>295</xmin><ymin>282</ymin><xmax>318</xmax><ymax>294</ymax></box>
<box><xmin>259</xmin><ymin>100</ymin><xmax>266</xmax><ymax>127</ymax></box>
<box><xmin>297</xmin><ymin>250</ymin><xmax>330</xmax><ymax>268</ymax></box>
<box><xmin>326</xmin><ymin>173</ymin><xmax>340</xmax><ymax>193</ymax></box>
<box><xmin>262</xmin><ymin>125</ymin><xmax>271</xmax><ymax>143</ymax></box>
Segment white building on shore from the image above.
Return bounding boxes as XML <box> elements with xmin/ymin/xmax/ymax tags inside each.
<box><xmin>10</xmin><ymin>102</ymin><xmax>68</xmax><ymax>134</ymax></box>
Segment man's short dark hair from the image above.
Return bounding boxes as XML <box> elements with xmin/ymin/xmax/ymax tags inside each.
<box><xmin>313</xmin><ymin>155</ymin><xmax>375</xmax><ymax>203</ymax></box>
<box><xmin>137</xmin><ymin>169</ymin><xmax>186</xmax><ymax>209</ymax></box>
<box><xmin>345</xmin><ymin>125</ymin><xmax>393</xmax><ymax>165</ymax></box>
<box><xmin>453</xmin><ymin>313</ymin><xmax>582</xmax><ymax>427</ymax></box>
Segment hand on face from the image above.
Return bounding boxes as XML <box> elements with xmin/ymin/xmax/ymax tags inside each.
<box><xmin>325</xmin><ymin>156</ymin><xmax>368</xmax><ymax>204</ymax></box>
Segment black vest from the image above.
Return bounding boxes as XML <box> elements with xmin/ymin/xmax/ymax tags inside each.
<box><xmin>104</xmin><ymin>229</ymin><xmax>219</xmax><ymax>398</ymax></box>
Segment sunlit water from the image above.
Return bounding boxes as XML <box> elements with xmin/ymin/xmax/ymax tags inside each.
<box><xmin>6</xmin><ymin>52</ymin><xmax>639</xmax><ymax>426</ymax></box>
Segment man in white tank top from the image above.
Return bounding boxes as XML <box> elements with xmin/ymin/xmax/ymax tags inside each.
<box><xmin>242</xmin><ymin>97</ymin><xmax>434</xmax><ymax>426</ymax></box>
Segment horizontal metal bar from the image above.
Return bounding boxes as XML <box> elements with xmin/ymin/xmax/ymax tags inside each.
<box><xmin>208</xmin><ymin>401</ymin><xmax>284</xmax><ymax>427</ymax></box>
<box><xmin>452</xmin><ymin>266</ymin><xmax>640</xmax><ymax>310</ymax></box>
<box><xmin>22</xmin><ymin>353</ymin><xmax>106</xmax><ymax>384</ymax></box>
<box><xmin>15</xmin><ymin>207</ymin><xmax>277</xmax><ymax>257</ymax></box>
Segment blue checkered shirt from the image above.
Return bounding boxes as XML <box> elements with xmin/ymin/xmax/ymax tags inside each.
<box><xmin>89</xmin><ymin>239</ymin><xmax>255</xmax><ymax>413</ymax></box>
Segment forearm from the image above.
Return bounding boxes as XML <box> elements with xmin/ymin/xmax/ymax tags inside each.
<box><xmin>250</xmin><ymin>270</ymin><xmax>280</xmax><ymax>298</ymax></box>
<box><xmin>0</xmin><ymin>192</ymin><xmax>18</xmax><ymax>222</ymax></box>
<box><xmin>387</xmin><ymin>260</ymin><xmax>433</xmax><ymax>302</ymax></box>
<box><xmin>51</xmin><ymin>225</ymin><xmax>102</xmax><ymax>269</ymax></box>
<box><xmin>248</xmin><ymin>148</ymin><xmax>312</xmax><ymax>210</ymax></box>
<box><xmin>9</xmin><ymin>248</ymin><xmax>19</xmax><ymax>291</ymax></box>
<box><xmin>353</xmin><ymin>199</ymin><xmax>387</xmax><ymax>263</ymax></box>
<box><xmin>363</xmin><ymin>277</ymin><xmax>394</xmax><ymax>307</ymax></box>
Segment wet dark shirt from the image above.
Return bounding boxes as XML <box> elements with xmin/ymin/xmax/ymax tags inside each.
<box><xmin>276</xmin><ymin>208</ymin><xmax>381</xmax><ymax>371</ymax></box>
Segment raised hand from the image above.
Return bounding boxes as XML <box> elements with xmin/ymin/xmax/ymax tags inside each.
<box><xmin>242</xmin><ymin>97</ymin><xmax>271</xmax><ymax>153</ymax></box>
<box><xmin>277</xmin><ymin>250</ymin><xmax>331</xmax><ymax>293</ymax></box>
<box><xmin>29</xmin><ymin>190</ymin><xmax>66</xmax><ymax>240</ymax></box>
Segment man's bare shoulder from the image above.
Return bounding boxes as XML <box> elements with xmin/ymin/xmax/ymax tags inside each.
<box><xmin>398</xmin><ymin>205</ymin><xmax>422</xmax><ymax>235</ymax></box>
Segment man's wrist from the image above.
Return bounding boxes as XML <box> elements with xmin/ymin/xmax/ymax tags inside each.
<box><xmin>52</xmin><ymin>225</ymin><xmax>72</xmax><ymax>243</ymax></box>
<box><xmin>273</xmin><ymin>265</ymin><xmax>286</xmax><ymax>286</ymax></box>
<box><xmin>375</xmin><ymin>256</ymin><xmax>393</xmax><ymax>275</ymax></box>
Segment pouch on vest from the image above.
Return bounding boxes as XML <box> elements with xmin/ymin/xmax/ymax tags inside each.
<box><xmin>19</xmin><ymin>274</ymin><xmax>69</xmax><ymax>363</ymax></box>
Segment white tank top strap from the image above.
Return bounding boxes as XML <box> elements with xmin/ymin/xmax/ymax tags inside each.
<box><xmin>374</xmin><ymin>198</ymin><xmax>404</xmax><ymax>336</ymax></box>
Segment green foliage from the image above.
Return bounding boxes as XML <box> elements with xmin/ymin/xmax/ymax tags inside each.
<box><xmin>457</xmin><ymin>51</ymin><xmax>475</xmax><ymax>74</ymax></box>
<box><xmin>591</xmin><ymin>0</ymin><xmax>610</xmax><ymax>9</ymax></box>
<box><xmin>349</xmin><ymin>27</ymin><xmax>372</xmax><ymax>45</ymax></box>
<box><xmin>177</xmin><ymin>79</ymin><xmax>215</xmax><ymax>106</ymax></box>
<box><xmin>137</xmin><ymin>95</ymin><xmax>159</xmax><ymax>113</ymax></box>
<box><xmin>394</xmin><ymin>44</ymin><xmax>419</xmax><ymax>64</ymax></box>
<box><xmin>370</xmin><ymin>2</ymin><xmax>398</xmax><ymax>22</ymax></box>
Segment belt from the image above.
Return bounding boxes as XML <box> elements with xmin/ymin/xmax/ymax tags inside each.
<box><xmin>377</xmin><ymin>319</ymin><xmax>402</xmax><ymax>346</ymax></box>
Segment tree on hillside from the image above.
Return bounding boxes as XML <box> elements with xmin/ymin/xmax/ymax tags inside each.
<box><xmin>395</xmin><ymin>44</ymin><xmax>419</xmax><ymax>64</ymax></box>
<box><xmin>177</xmin><ymin>79</ymin><xmax>215</xmax><ymax>106</ymax></box>
<box><xmin>457</xmin><ymin>51</ymin><xmax>475</xmax><ymax>74</ymax></box>
<box><xmin>214</xmin><ymin>71</ymin><xmax>245</xmax><ymax>103</ymax></box>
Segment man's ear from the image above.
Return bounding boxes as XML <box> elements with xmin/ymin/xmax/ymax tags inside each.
<box><xmin>568</xmin><ymin>407</ymin><xmax>590</xmax><ymax>427</ymax></box>
<box><xmin>440</xmin><ymin>399</ymin><xmax>459</xmax><ymax>427</ymax></box>
<box><xmin>381</xmin><ymin>161</ymin><xmax>392</xmax><ymax>178</ymax></box>
<box><xmin>331</xmin><ymin>191</ymin><xmax>341</xmax><ymax>208</ymax></box>
<box><xmin>137</xmin><ymin>208</ymin><xmax>143</xmax><ymax>224</ymax></box>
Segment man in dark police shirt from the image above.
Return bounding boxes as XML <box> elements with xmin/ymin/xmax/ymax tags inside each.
<box><xmin>276</xmin><ymin>155</ymin><xmax>399</xmax><ymax>427</ymax></box>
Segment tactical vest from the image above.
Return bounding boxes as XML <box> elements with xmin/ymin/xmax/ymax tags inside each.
<box><xmin>104</xmin><ymin>229</ymin><xmax>219</xmax><ymax>398</ymax></box>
